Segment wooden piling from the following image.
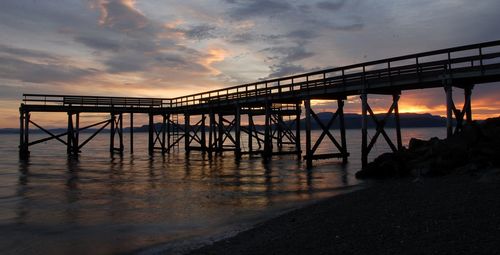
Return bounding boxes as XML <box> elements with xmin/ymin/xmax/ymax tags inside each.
<box><xmin>218</xmin><ymin>114</ymin><xmax>224</xmax><ymax>154</ymax></box>
<box><xmin>201</xmin><ymin>114</ymin><xmax>206</xmax><ymax>152</ymax></box>
<box><xmin>75</xmin><ymin>113</ymin><xmax>80</xmax><ymax>154</ymax></box>
<box><xmin>248</xmin><ymin>113</ymin><xmax>253</xmax><ymax>154</ymax></box>
<box><xmin>361</xmin><ymin>93</ymin><xmax>368</xmax><ymax>168</ymax></box>
<box><xmin>24</xmin><ymin>112</ymin><xmax>30</xmax><ymax>156</ymax></box>
<box><xmin>130</xmin><ymin>113</ymin><xmax>134</xmax><ymax>154</ymax></box>
<box><xmin>209</xmin><ymin>110</ymin><xmax>215</xmax><ymax>156</ymax></box>
<box><xmin>337</xmin><ymin>100</ymin><xmax>348</xmax><ymax>164</ymax></box>
<box><xmin>235</xmin><ymin>105</ymin><xmax>241</xmax><ymax>158</ymax></box>
<box><xmin>184</xmin><ymin>114</ymin><xmax>190</xmax><ymax>152</ymax></box>
<box><xmin>465</xmin><ymin>86</ymin><xmax>473</xmax><ymax>124</ymax></box>
<box><xmin>162</xmin><ymin>114</ymin><xmax>167</xmax><ymax>154</ymax></box>
<box><xmin>295</xmin><ymin>102</ymin><xmax>301</xmax><ymax>160</ymax></box>
<box><xmin>304</xmin><ymin>99</ymin><xmax>312</xmax><ymax>168</ymax></box>
<box><xmin>445</xmin><ymin>85</ymin><xmax>453</xmax><ymax>138</ymax></box>
<box><xmin>264</xmin><ymin>102</ymin><xmax>272</xmax><ymax>159</ymax></box>
<box><xmin>67</xmin><ymin>112</ymin><xmax>73</xmax><ymax>154</ymax></box>
<box><xmin>118</xmin><ymin>113</ymin><xmax>123</xmax><ymax>153</ymax></box>
<box><xmin>393</xmin><ymin>94</ymin><xmax>403</xmax><ymax>150</ymax></box>
<box><xmin>148</xmin><ymin>113</ymin><xmax>153</xmax><ymax>156</ymax></box>
<box><xmin>110</xmin><ymin>113</ymin><xmax>115</xmax><ymax>153</ymax></box>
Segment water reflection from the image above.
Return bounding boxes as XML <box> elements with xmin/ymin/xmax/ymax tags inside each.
<box><xmin>0</xmin><ymin>128</ymin><xmax>446</xmax><ymax>254</ymax></box>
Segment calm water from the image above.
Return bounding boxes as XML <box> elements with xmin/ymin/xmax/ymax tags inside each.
<box><xmin>0</xmin><ymin>128</ymin><xmax>445</xmax><ymax>254</ymax></box>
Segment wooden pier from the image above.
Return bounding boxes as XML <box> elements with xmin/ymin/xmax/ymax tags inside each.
<box><xmin>19</xmin><ymin>40</ymin><xmax>500</xmax><ymax>168</ymax></box>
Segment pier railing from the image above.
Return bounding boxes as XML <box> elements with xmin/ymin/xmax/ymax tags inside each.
<box><xmin>22</xmin><ymin>40</ymin><xmax>500</xmax><ymax>109</ymax></box>
<box><xmin>169</xmin><ymin>40</ymin><xmax>500</xmax><ymax>107</ymax></box>
<box><xmin>22</xmin><ymin>94</ymin><xmax>172</xmax><ymax>108</ymax></box>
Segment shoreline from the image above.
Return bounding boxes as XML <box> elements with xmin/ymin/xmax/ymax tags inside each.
<box><xmin>135</xmin><ymin>184</ymin><xmax>366</xmax><ymax>255</ymax></box>
<box><xmin>189</xmin><ymin>172</ymin><xmax>500</xmax><ymax>254</ymax></box>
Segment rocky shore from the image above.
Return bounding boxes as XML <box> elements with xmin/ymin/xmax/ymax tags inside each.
<box><xmin>356</xmin><ymin>117</ymin><xmax>500</xmax><ymax>179</ymax></box>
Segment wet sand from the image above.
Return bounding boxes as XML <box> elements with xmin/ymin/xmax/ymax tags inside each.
<box><xmin>190</xmin><ymin>173</ymin><xmax>500</xmax><ymax>254</ymax></box>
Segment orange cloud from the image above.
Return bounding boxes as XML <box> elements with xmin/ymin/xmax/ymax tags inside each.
<box><xmin>200</xmin><ymin>48</ymin><xmax>228</xmax><ymax>75</ymax></box>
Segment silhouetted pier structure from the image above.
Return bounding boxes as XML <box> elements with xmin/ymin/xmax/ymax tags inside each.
<box><xmin>19</xmin><ymin>40</ymin><xmax>500</xmax><ymax>168</ymax></box>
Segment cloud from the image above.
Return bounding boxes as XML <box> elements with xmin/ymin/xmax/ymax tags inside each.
<box><xmin>0</xmin><ymin>44</ymin><xmax>59</xmax><ymax>61</ymax></box>
<box><xmin>262</xmin><ymin>44</ymin><xmax>315</xmax><ymax>62</ymax></box>
<box><xmin>266</xmin><ymin>63</ymin><xmax>307</xmax><ymax>78</ymax></box>
<box><xmin>94</xmin><ymin>0</ymin><xmax>150</xmax><ymax>32</ymax></box>
<box><xmin>178</xmin><ymin>24</ymin><xmax>217</xmax><ymax>40</ymax></box>
<box><xmin>0</xmin><ymin>55</ymin><xmax>94</xmax><ymax>83</ymax></box>
<box><xmin>74</xmin><ymin>35</ymin><xmax>121</xmax><ymax>52</ymax></box>
<box><xmin>225</xmin><ymin>0</ymin><xmax>293</xmax><ymax>20</ymax></box>
<box><xmin>316</xmin><ymin>0</ymin><xmax>347</xmax><ymax>11</ymax></box>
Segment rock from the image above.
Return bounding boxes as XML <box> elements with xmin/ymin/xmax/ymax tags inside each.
<box><xmin>356</xmin><ymin>117</ymin><xmax>500</xmax><ymax>179</ymax></box>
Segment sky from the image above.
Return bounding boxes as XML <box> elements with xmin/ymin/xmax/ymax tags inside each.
<box><xmin>1</xmin><ymin>0</ymin><xmax>500</xmax><ymax>128</ymax></box>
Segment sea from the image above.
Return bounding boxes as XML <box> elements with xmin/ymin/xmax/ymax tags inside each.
<box><xmin>0</xmin><ymin>128</ymin><xmax>445</xmax><ymax>254</ymax></box>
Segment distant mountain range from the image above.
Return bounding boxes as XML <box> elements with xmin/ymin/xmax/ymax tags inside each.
<box><xmin>0</xmin><ymin>113</ymin><xmax>451</xmax><ymax>134</ymax></box>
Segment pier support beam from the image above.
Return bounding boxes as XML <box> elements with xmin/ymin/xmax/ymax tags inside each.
<box><xmin>109</xmin><ymin>113</ymin><xmax>124</xmax><ymax>155</ymax></box>
<box><xmin>67</xmin><ymin>112</ymin><xmax>80</xmax><ymax>156</ymax></box>
<box><xmin>361</xmin><ymin>93</ymin><xmax>368</xmax><ymax>168</ymax></box>
<box><xmin>218</xmin><ymin>114</ymin><xmax>224</xmax><ymax>154</ymax></box>
<box><xmin>295</xmin><ymin>102</ymin><xmax>302</xmax><ymax>161</ymax></box>
<box><xmin>235</xmin><ymin>105</ymin><xmax>241</xmax><ymax>158</ymax></box>
<box><xmin>148</xmin><ymin>113</ymin><xmax>154</xmax><ymax>155</ymax></box>
<box><xmin>185</xmin><ymin>114</ymin><xmax>190</xmax><ymax>152</ymax></box>
<box><xmin>361</xmin><ymin>92</ymin><xmax>402</xmax><ymax>169</ymax></box>
<box><xmin>201</xmin><ymin>114</ymin><xmax>206</xmax><ymax>153</ymax></box>
<box><xmin>247</xmin><ymin>113</ymin><xmax>253</xmax><ymax>154</ymax></box>
<box><xmin>208</xmin><ymin>110</ymin><xmax>216</xmax><ymax>157</ymax></box>
<box><xmin>304</xmin><ymin>99</ymin><xmax>312</xmax><ymax>169</ymax></box>
<box><xmin>303</xmin><ymin>98</ymin><xmax>349</xmax><ymax>168</ymax></box>
<box><xmin>19</xmin><ymin>110</ymin><xmax>30</xmax><ymax>159</ymax></box>
<box><xmin>338</xmin><ymin>100</ymin><xmax>348</xmax><ymax>163</ymax></box>
<box><xmin>465</xmin><ymin>86</ymin><xmax>473</xmax><ymax>124</ymax></box>
<box><xmin>446</xmin><ymin>85</ymin><xmax>453</xmax><ymax>138</ymax></box>
<box><xmin>166</xmin><ymin>113</ymin><xmax>184</xmax><ymax>153</ymax></box>
<box><xmin>264</xmin><ymin>102</ymin><xmax>272</xmax><ymax>160</ymax></box>
<box><xmin>445</xmin><ymin>85</ymin><xmax>474</xmax><ymax>137</ymax></box>
<box><xmin>130</xmin><ymin>113</ymin><xmax>134</xmax><ymax>154</ymax></box>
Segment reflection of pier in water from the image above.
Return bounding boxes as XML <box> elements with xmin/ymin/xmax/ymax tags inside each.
<box><xmin>19</xmin><ymin>40</ymin><xmax>500</xmax><ymax>168</ymax></box>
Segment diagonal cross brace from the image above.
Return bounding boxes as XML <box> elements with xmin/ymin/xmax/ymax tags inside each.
<box><xmin>310</xmin><ymin>108</ymin><xmax>343</xmax><ymax>154</ymax></box>
<box><xmin>365</xmin><ymin>97</ymin><xmax>399</xmax><ymax>154</ymax></box>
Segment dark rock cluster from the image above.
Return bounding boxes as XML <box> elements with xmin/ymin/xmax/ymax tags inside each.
<box><xmin>356</xmin><ymin>117</ymin><xmax>500</xmax><ymax>179</ymax></box>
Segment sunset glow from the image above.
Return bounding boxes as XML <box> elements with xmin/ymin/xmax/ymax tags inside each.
<box><xmin>0</xmin><ymin>0</ymin><xmax>499</xmax><ymax>128</ymax></box>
